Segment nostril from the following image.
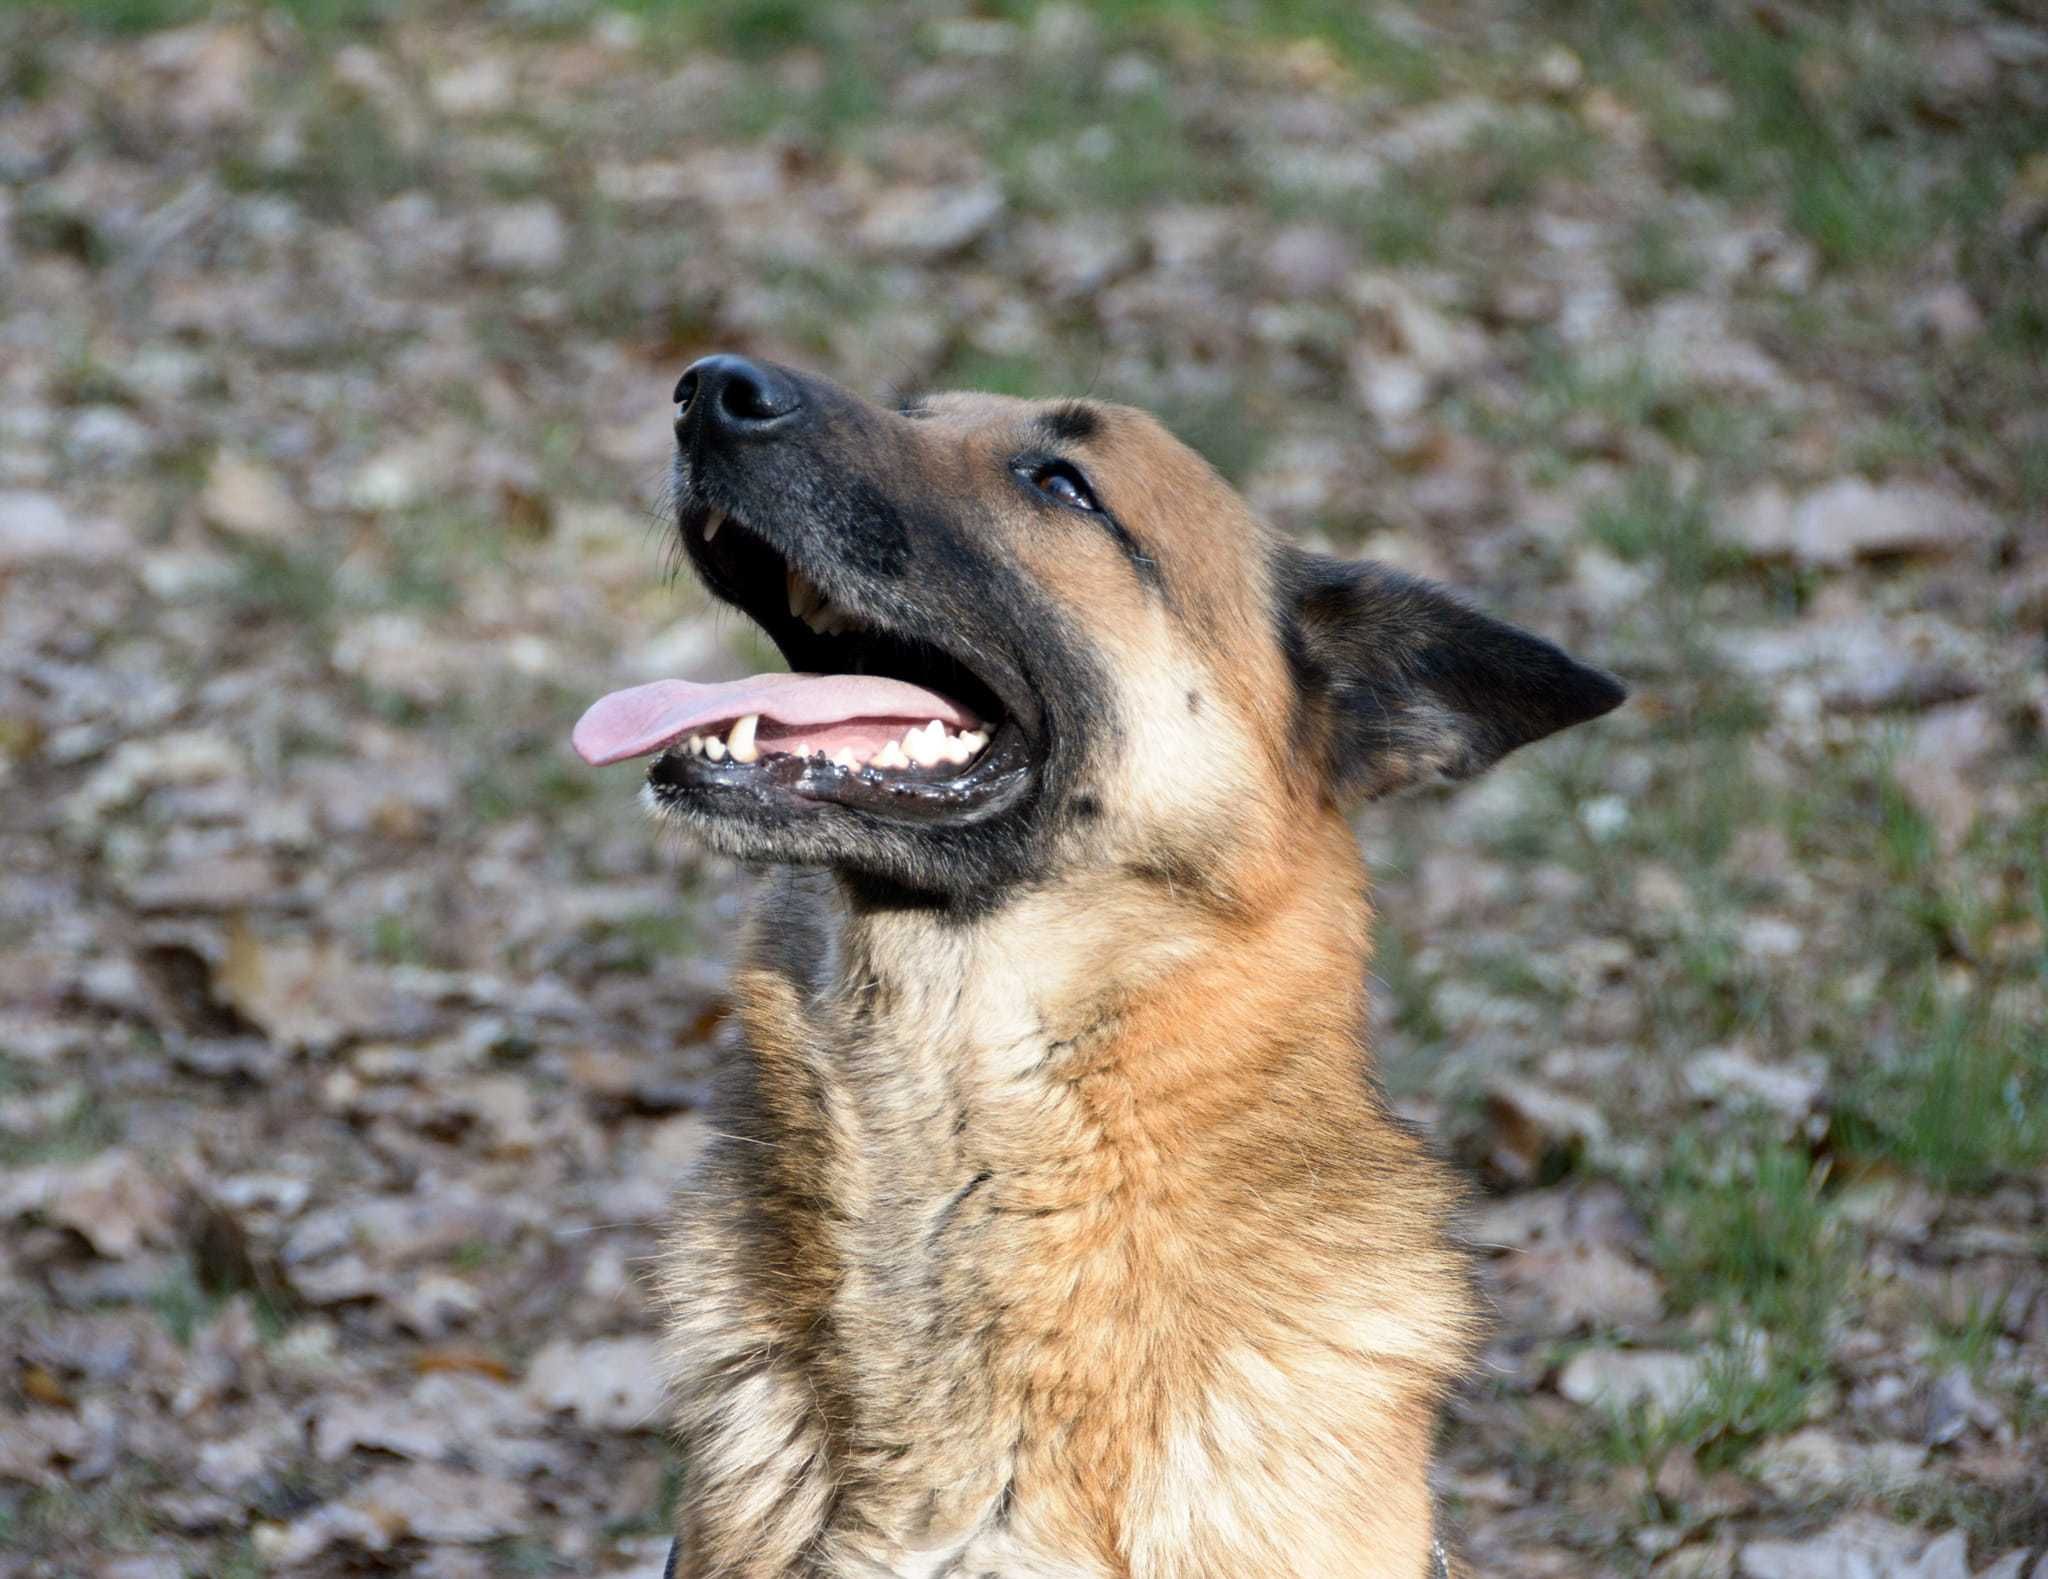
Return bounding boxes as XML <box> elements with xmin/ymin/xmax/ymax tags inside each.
<box><xmin>719</xmin><ymin>368</ymin><xmax>787</xmax><ymax>425</ymax></box>
<box><xmin>673</xmin><ymin>370</ymin><xmax>698</xmax><ymax>409</ymax></box>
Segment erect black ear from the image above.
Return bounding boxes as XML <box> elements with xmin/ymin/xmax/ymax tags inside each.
<box><xmin>1278</xmin><ymin>549</ymin><xmax>1626</xmax><ymax>802</ymax></box>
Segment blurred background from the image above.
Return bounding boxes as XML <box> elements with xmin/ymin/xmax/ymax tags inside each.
<box><xmin>1</xmin><ymin>0</ymin><xmax>2044</xmax><ymax>1574</ymax></box>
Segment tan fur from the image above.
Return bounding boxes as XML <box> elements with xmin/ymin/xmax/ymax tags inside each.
<box><xmin>655</xmin><ymin>395</ymin><xmax>1483</xmax><ymax>1577</ymax></box>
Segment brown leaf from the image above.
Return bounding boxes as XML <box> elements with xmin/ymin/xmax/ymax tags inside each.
<box><xmin>1</xmin><ymin>1154</ymin><xmax>179</xmax><ymax>1259</ymax></box>
<box><xmin>413</xmin><ymin>1344</ymin><xmax>516</xmax><ymax>1382</ymax></box>
<box><xmin>20</xmin><ymin>1365</ymin><xmax>70</xmax><ymax>1409</ymax></box>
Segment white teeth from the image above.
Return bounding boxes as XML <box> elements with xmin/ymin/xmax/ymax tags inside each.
<box><xmin>786</xmin><ymin>568</ymin><xmax>830</xmax><ymax>624</ymax></box>
<box><xmin>703</xmin><ymin>510</ymin><xmax>725</xmax><ymax>543</ymax></box>
<box><xmin>783</xmin><ymin>567</ymin><xmax>854</xmax><ymax>636</ymax></box>
<box><xmin>836</xmin><ymin>722</ymin><xmax>991</xmax><ymax>774</ymax></box>
<box><xmin>687</xmin><ymin>720</ymin><xmax>986</xmax><ymax>776</ymax></box>
<box><xmin>905</xmin><ymin>723</ymin><xmax>943</xmax><ymax>767</ymax></box>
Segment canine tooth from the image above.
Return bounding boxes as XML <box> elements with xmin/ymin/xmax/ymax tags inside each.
<box><xmin>705</xmin><ymin>735</ymin><xmax>726</xmax><ymax>762</ymax></box>
<box><xmin>703</xmin><ymin>509</ymin><xmax>726</xmax><ymax>543</ymax></box>
<box><xmin>786</xmin><ymin>569</ymin><xmax>828</xmax><ymax>623</ymax></box>
<box><xmin>728</xmin><ymin>713</ymin><xmax>760</xmax><ymax>763</ymax></box>
<box><xmin>801</xmin><ymin>601</ymin><xmax>849</xmax><ymax>637</ymax></box>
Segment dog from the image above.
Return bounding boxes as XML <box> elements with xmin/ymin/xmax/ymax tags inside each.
<box><xmin>571</xmin><ymin>355</ymin><xmax>1625</xmax><ymax>1578</ymax></box>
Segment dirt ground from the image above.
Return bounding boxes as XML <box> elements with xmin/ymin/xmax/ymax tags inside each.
<box><xmin>1</xmin><ymin>2</ymin><xmax>2044</xmax><ymax>1575</ymax></box>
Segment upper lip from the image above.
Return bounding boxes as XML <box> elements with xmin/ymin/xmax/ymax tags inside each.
<box><xmin>676</xmin><ymin>494</ymin><xmax>1030</xmax><ymax>745</ymax></box>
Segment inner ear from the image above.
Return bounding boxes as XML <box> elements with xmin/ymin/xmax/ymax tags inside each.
<box><xmin>1279</xmin><ymin>549</ymin><xmax>1626</xmax><ymax>802</ymax></box>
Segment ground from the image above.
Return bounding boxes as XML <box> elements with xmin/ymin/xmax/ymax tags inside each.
<box><xmin>0</xmin><ymin>1</ymin><xmax>2044</xmax><ymax>1576</ymax></box>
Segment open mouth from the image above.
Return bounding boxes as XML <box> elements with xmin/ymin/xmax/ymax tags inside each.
<box><xmin>572</xmin><ymin>502</ymin><xmax>1032</xmax><ymax>824</ymax></box>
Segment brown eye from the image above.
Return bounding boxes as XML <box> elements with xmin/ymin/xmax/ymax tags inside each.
<box><xmin>1027</xmin><ymin>461</ymin><xmax>1100</xmax><ymax>513</ymax></box>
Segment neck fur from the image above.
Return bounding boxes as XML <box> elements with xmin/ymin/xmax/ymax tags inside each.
<box><xmin>790</xmin><ymin>810</ymin><xmax>1381</xmax><ymax>1181</ymax></box>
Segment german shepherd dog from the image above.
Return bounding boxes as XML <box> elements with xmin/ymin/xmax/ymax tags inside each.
<box><xmin>572</xmin><ymin>356</ymin><xmax>1624</xmax><ymax>1578</ymax></box>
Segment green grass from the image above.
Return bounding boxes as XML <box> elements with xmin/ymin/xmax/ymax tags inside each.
<box><xmin>221</xmin><ymin>96</ymin><xmax>426</xmax><ymax>221</ymax></box>
<box><xmin>675</xmin><ymin>0</ymin><xmax>840</xmax><ymax>60</ymax></box>
<box><xmin>1573</xmin><ymin>1136</ymin><xmax>1853</xmax><ymax>1475</ymax></box>
<box><xmin>720</xmin><ymin>48</ymin><xmax>882</xmax><ymax>141</ymax></box>
<box><xmin>1652</xmin><ymin>1137</ymin><xmax>1845</xmax><ymax>1349</ymax></box>
<box><xmin>1350</xmin><ymin>169</ymin><xmax>1454</xmax><ymax>266</ymax></box>
<box><xmin>8</xmin><ymin>195</ymin><xmax>113</xmax><ymax>268</ymax></box>
<box><xmin>1925</xmin><ymin>1281</ymin><xmax>2009</xmax><ymax>1384</ymax></box>
<box><xmin>212</xmin><ymin>1541</ymin><xmax>266</xmax><ymax>1579</ymax></box>
<box><xmin>1838</xmin><ymin>984</ymin><xmax>2048</xmax><ymax>1191</ymax></box>
<box><xmin>1449</xmin><ymin>117</ymin><xmax>1595</xmax><ymax>210</ymax></box>
<box><xmin>464</xmin><ymin>741</ymin><xmax>597</xmax><ymax>824</ymax></box>
<box><xmin>979</xmin><ymin>0</ymin><xmax>1442</xmax><ymax>97</ymax></box>
<box><xmin>0</xmin><ymin>1087</ymin><xmax>121</xmax><ymax>1165</ymax></box>
<box><xmin>1</xmin><ymin>0</ymin><xmax>390</xmax><ymax>30</ymax></box>
<box><xmin>370</xmin><ymin>913</ymin><xmax>431</xmax><ymax>966</ymax></box>
<box><xmin>1548</xmin><ymin>0</ymin><xmax>2044</xmax><ymax>281</ymax></box>
<box><xmin>221</xmin><ymin>542</ymin><xmax>342</xmax><ymax>628</ymax></box>
<box><xmin>1883</xmin><ymin>1476</ymin><xmax>2048</xmax><ymax>1561</ymax></box>
<box><xmin>448</xmin><ymin>1236</ymin><xmax>498</xmax><ymax>1271</ymax></box>
<box><xmin>1472</xmin><ymin>342</ymin><xmax>1680</xmax><ymax>457</ymax></box>
<box><xmin>988</xmin><ymin>68</ymin><xmax>1233</xmax><ymax>213</ymax></box>
<box><xmin>1616</xmin><ymin>215</ymin><xmax>1704</xmax><ymax>307</ymax></box>
<box><xmin>489</xmin><ymin>1535</ymin><xmax>576</xmax><ymax>1575</ymax></box>
<box><xmin>1582</xmin><ymin>467</ymin><xmax>1711</xmax><ymax>571</ymax></box>
<box><xmin>1654</xmin><ymin>1137</ymin><xmax>1844</xmax><ymax>1370</ymax></box>
<box><xmin>380</xmin><ymin>506</ymin><xmax>504</xmax><ymax>612</ymax></box>
<box><xmin>584</xmin><ymin>910</ymin><xmax>702</xmax><ymax>975</ymax></box>
<box><xmin>1370</xmin><ymin>923</ymin><xmax>1449</xmax><ymax>1049</ymax></box>
<box><xmin>149</xmin><ymin>1257</ymin><xmax>294</xmax><ymax>1346</ymax></box>
<box><xmin>1593</xmin><ymin>1335</ymin><xmax>1819</xmax><ymax>1483</ymax></box>
<box><xmin>0</xmin><ymin>1482</ymin><xmax>162</xmax><ymax>1562</ymax></box>
<box><xmin>928</xmin><ymin>347</ymin><xmax>1062</xmax><ymax>400</ymax></box>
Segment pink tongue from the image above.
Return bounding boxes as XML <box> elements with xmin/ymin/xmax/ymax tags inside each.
<box><xmin>572</xmin><ymin>673</ymin><xmax>976</xmax><ymax>767</ymax></box>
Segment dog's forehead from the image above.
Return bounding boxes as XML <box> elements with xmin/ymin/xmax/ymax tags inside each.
<box><xmin>912</xmin><ymin>391</ymin><xmax>1148</xmax><ymax>451</ymax></box>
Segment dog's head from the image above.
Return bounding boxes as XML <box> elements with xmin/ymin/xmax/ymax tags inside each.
<box><xmin>574</xmin><ymin>356</ymin><xmax>1624</xmax><ymax>905</ymax></box>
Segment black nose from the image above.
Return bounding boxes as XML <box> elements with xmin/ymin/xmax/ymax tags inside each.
<box><xmin>674</xmin><ymin>354</ymin><xmax>803</xmax><ymax>439</ymax></box>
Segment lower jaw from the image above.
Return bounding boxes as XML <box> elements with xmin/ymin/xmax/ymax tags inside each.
<box><xmin>645</xmin><ymin>744</ymin><xmax>1031</xmax><ymax>826</ymax></box>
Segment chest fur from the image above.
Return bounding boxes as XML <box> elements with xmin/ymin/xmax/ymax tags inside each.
<box><xmin>655</xmin><ymin>891</ymin><xmax>1475</xmax><ymax>1579</ymax></box>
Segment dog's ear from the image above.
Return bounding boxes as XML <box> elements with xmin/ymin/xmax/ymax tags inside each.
<box><xmin>1278</xmin><ymin>548</ymin><xmax>1626</xmax><ymax>802</ymax></box>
